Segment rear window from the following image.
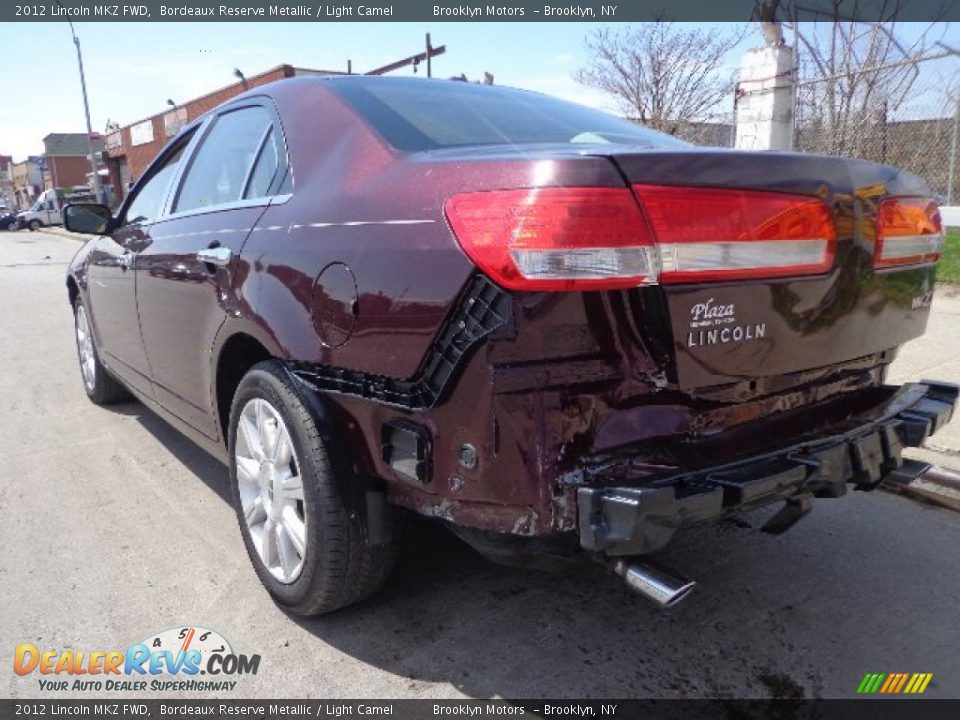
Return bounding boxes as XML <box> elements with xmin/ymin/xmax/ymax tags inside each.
<box><xmin>329</xmin><ymin>78</ymin><xmax>688</xmax><ymax>152</ymax></box>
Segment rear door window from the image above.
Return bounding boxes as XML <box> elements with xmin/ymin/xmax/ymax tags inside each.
<box><xmin>244</xmin><ymin>128</ymin><xmax>280</xmax><ymax>199</ymax></box>
<box><xmin>174</xmin><ymin>106</ymin><xmax>274</xmax><ymax>213</ymax></box>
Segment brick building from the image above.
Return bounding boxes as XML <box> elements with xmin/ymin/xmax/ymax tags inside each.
<box><xmin>42</xmin><ymin>133</ymin><xmax>107</xmax><ymax>190</ymax></box>
<box><xmin>105</xmin><ymin>64</ymin><xmax>342</xmax><ymax>202</ymax></box>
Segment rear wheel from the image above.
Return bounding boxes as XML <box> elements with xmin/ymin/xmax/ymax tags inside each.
<box><xmin>229</xmin><ymin>360</ymin><xmax>398</xmax><ymax>615</ymax></box>
<box><xmin>74</xmin><ymin>299</ymin><xmax>129</xmax><ymax>404</ymax></box>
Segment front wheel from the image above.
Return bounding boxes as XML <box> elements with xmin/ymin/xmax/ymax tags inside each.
<box><xmin>229</xmin><ymin>360</ymin><xmax>398</xmax><ymax>616</ymax></box>
<box><xmin>27</xmin><ymin>219</ymin><xmax>42</xmax><ymax>231</ymax></box>
<box><xmin>74</xmin><ymin>299</ymin><xmax>129</xmax><ymax>404</ymax></box>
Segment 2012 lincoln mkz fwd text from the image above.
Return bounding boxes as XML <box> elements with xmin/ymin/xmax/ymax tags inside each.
<box><xmin>64</xmin><ymin>76</ymin><xmax>956</xmax><ymax>613</ymax></box>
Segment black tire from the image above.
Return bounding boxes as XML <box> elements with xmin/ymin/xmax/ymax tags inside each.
<box><xmin>73</xmin><ymin>298</ymin><xmax>129</xmax><ymax>405</ymax></box>
<box><xmin>229</xmin><ymin>360</ymin><xmax>398</xmax><ymax>616</ymax></box>
<box><xmin>27</xmin><ymin>219</ymin><xmax>42</xmax><ymax>231</ymax></box>
<box><xmin>4</xmin><ymin>222</ymin><xmax>17</xmax><ymax>231</ymax></box>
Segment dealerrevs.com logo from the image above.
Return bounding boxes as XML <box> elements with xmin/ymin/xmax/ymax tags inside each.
<box><xmin>13</xmin><ymin>626</ymin><xmax>260</xmax><ymax>692</ymax></box>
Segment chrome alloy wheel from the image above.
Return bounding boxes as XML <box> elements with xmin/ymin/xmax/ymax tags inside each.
<box><xmin>235</xmin><ymin>398</ymin><xmax>307</xmax><ymax>583</ymax></box>
<box><xmin>75</xmin><ymin>304</ymin><xmax>96</xmax><ymax>391</ymax></box>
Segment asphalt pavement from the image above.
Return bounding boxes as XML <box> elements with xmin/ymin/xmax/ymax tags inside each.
<box><xmin>2</xmin><ymin>230</ymin><xmax>960</xmax><ymax>700</ymax></box>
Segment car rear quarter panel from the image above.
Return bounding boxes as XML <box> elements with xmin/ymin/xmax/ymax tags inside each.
<box><xmin>234</xmin><ymin>80</ymin><xmax>627</xmax><ymax>379</ymax></box>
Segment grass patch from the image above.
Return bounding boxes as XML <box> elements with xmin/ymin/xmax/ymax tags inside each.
<box><xmin>939</xmin><ymin>229</ymin><xmax>960</xmax><ymax>285</ymax></box>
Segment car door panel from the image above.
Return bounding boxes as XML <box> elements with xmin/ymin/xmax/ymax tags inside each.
<box><xmin>84</xmin><ymin>225</ymin><xmax>154</xmax><ymax>397</ymax></box>
<box><xmin>83</xmin><ymin>128</ymin><xmax>200</xmax><ymax>402</ymax></box>
<box><xmin>136</xmin><ymin>206</ymin><xmax>267</xmax><ymax>439</ymax></box>
<box><xmin>135</xmin><ymin>102</ymin><xmax>284</xmax><ymax>441</ymax></box>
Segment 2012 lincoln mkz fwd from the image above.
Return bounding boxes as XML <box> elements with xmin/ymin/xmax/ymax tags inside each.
<box><xmin>64</xmin><ymin>76</ymin><xmax>956</xmax><ymax>614</ymax></box>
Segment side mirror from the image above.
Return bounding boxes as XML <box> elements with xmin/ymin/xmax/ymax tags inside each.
<box><xmin>63</xmin><ymin>203</ymin><xmax>113</xmax><ymax>235</ymax></box>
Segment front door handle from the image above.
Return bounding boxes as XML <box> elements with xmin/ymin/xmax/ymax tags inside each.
<box><xmin>197</xmin><ymin>246</ymin><xmax>232</xmax><ymax>267</ymax></box>
<box><xmin>117</xmin><ymin>250</ymin><xmax>134</xmax><ymax>269</ymax></box>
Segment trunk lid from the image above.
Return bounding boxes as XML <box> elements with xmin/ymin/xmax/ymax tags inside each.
<box><xmin>605</xmin><ymin>149</ymin><xmax>939</xmax><ymax>389</ymax></box>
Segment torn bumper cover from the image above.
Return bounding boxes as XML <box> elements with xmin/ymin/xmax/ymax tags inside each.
<box><xmin>578</xmin><ymin>381</ymin><xmax>958</xmax><ymax>557</ymax></box>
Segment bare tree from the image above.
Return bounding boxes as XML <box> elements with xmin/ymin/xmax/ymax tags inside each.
<box><xmin>575</xmin><ymin>22</ymin><xmax>746</xmax><ymax>139</ymax></box>
<box><xmin>791</xmin><ymin>0</ymin><xmax>950</xmax><ymax>156</ymax></box>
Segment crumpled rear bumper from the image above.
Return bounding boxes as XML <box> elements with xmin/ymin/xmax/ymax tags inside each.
<box><xmin>578</xmin><ymin>381</ymin><xmax>958</xmax><ymax>556</ymax></box>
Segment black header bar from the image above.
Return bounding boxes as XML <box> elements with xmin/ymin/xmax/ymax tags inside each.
<box><xmin>3</xmin><ymin>0</ymin><xmax>959</xmax><ymax>22</ymax></box>
<box><xmin>5</xmin><ymin>699</ymin><xmax>960</xmax><ymax>720</ymax></box>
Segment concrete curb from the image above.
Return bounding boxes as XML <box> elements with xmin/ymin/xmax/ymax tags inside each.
<box><xmin>30</xmin><ymin>226</ymin><xmax>91</xmax><ymax>242</ymax></box>
<box><xmin>941</xmin><ymin>205</ymin><xmax>959</xmax><ymax>228</ymax></box>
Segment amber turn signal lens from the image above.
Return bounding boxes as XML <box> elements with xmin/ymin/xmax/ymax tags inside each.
<box><xmin>875</xmin><ymin>197</ymin><xmax>943</xmax><ymax>269</ymax></box>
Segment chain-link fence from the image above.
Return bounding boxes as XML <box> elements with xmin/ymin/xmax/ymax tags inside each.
<box><xmin>671</xmin><ymin>119</ymin><xmax>736</xmax><ymax>147</ymax></box>
<box><xmin>618</xmin><ymin>51</ymin><xmax>958</xmax><ymax>204</ymax></box>
<box><xmin>795</xmin><ymin>54</ymin><xmax>960</xmax><ymax>203</ymax></box>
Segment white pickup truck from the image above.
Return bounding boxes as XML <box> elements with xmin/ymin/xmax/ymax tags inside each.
<box><xmin>18</xmin><ymin>187</ymin><xmax>97</xmax><ymax>231</ymax></box>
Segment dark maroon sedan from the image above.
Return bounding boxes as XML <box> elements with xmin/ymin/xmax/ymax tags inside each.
<box><xmin>64</xmin><ymin>76</ymin><xmax>955</xmax><ymax>614</ymax></box>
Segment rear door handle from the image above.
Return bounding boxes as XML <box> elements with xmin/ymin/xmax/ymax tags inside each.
<box><xmin>197</xmin><ymin>246</ymin><xmax>232</xmax><ymax>267</ymax></box>
<box><xmin>117</xmin><ymin>250</ymin><xmax>134</xmax><ymax>269</ymax></box>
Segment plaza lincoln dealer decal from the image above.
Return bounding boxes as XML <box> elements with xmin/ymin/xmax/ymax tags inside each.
<box><xmin>686</xmin><ymin>298</ymin><xmax>766</xmax><ymax>348</ymax></box>
<box><xmin>13</xmin><ymin>626</ymin><xmax>260</xmax><ymax>692</ymax></box>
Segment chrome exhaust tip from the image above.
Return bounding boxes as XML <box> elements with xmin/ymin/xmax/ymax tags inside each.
<box><xmin>613</xmin><ymin>559</ymin><xmax>696</xmax><ymax>608</ymax></box>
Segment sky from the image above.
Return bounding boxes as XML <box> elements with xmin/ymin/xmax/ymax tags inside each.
<box><xmin>0</xmin><ymin>21</ymin><xmax>757</xmax><ymax>161</ymax></box>
<box><xmin>1</xmin><ymin>21</ymin><xmax>956</xmax><ymax>162</ymax></box>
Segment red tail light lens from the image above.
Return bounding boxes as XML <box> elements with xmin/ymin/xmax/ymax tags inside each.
<box><xmin>446</xmin><ymin>185</ymin><xmax>837</xmax><ymax>291</ymax></box>
<box><xmin>445</xmin><ymin>187</ymin><xmax>658</xmax><ymax>291</ymax></box>
<box><xmin>633</xmin><ymin>185</ymin><xmax>836</xmax><ymax>283</ymax></box>
<box><xmin>875</xmin><ymin>197</ymin><xmax>943</xmax><ymax>269</ymax></box>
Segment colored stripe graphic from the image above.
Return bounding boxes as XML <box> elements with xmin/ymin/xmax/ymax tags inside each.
<box><xmin>879</xmin><ymin>674</ymin><xmax>897</xmax><ymax>693</ymax></box>
<box><xmin>856</xmin><ymin>673</ymin><xmax>886</xmax><ymax>694</ymax></box>
<box><xmin>893</xmin><ymin>673</ymin><xmax>909</xmax><ymax>693</ymax></box>
<box><xmin>857</xmin><ymin>673</ymin><xmax>933</xmax><ymax>694</ymax></box>
<box><xmin>907</xmin><ymin>673</ymin><xmax>934</xmax><ymax>694</ymax></box>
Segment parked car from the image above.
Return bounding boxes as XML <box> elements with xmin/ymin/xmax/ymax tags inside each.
<box><xmin>20</xmin><ymin>186</ymin><xmax>97</xmax><ymax>231</ymax></box>
<box><xmin>1</xmin><ymin>208</ymin><xmax>20</xmax><ymax>231</ymax></box>
<box><xmin>64</xmin><ymin>76</ymin><xmax>955</xmax><ymax>614</ymax></box>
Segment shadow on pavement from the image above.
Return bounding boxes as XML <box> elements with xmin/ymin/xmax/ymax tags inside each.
<box><xmin>127</xmin><ymin>403</ymin><xmax>234</xmax><ymax>505</ymax></box>
<box><xmin>107</xmin><ymin>399</ymin><xmax>960</xmax><ymax>699</ymax></box>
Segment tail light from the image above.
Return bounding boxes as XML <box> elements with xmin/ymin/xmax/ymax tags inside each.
<box><xmin>874</xmin><ymin>197</ymin><xmax>943</xmax><ymax>269</ymax></box>
<box><xmin>444</xmin><ymin>188</ymin><xmax>657</xmax><ymax>291</ymax></box>
<box><xmin>445</xmin><ymin>185</ymin><xmax>835</xmax><ymax>291</ymax></box>
<box><xmin>633</xmin><ymin>185</ymin><xmax>835</xmax><ymax>283</ymax></box>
